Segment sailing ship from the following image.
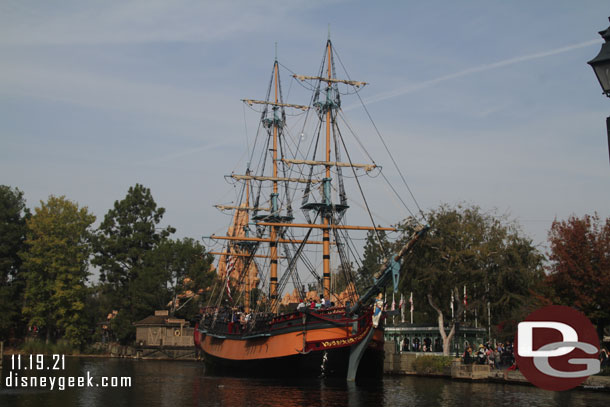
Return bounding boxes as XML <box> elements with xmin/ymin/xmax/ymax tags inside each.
<box><xmin>195</xmin><ymin>37</ymin><xmax>428</xmax><ymax>380</ymax></box>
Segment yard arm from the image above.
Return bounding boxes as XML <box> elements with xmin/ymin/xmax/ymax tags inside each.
<box><xmin>347</xmin><ymin>224</ymin><xmax>429</xmax><ymax>316</ymax></box>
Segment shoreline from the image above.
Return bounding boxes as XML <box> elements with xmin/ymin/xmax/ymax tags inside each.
<box><xmin>384</xmin><ymin>346</ymin><xmax>610</xmax><ymax>392</ymax></box>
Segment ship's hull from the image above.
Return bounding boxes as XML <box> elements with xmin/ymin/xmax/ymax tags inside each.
<box><xmin>195</xmin><ymin>309</ymin><xmax>384</xmax><ymax>379</ymax></box>
<box><xmin>201</xmin><ymin>340</ymin><xmax>384</xmax><ymax>378</ymax></box>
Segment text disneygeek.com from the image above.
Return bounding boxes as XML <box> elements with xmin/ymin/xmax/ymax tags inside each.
<box><xmin>3</xmin><ymin>354</ymin><xmax>131</xmax><ymax>391</ymax></box>
<box><xmin>4</xmin><ymin>371</ymin><xmax>132</xmax><ymax>391</ymax></box>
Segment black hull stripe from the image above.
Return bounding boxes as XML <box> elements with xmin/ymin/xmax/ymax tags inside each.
<box><xmin>201</xmin><ymin>346</ymin><xmax>384</xmax><ymax>379</ymax></box>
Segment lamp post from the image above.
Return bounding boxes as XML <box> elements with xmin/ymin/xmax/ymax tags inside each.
<box><xmin>587</xmin><ymin>17</ymin><xmax>610</xmax><ymax>165</ymax></box>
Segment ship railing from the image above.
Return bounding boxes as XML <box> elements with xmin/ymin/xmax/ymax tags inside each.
<box><xmin>198</xmin><ymin>306</ymin><xmax>373</xmax><ymax>337</ymax></box>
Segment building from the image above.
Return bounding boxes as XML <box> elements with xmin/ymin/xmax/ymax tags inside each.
<box><xmin>133</xmin><ymin>310</ymin><xmax>194</xmax><ymax>348</ymax></box>
<box><xmin>384</xmin><ymin>323</ymin><xmax>487</xmax><ymax>355</ymax></box>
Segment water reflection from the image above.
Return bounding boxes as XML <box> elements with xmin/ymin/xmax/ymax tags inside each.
<box><xmin>187</xmin><ymin>376</ymin><xmax>385</xmax><ymax>407</ymax></box>
<box><xmin>1</xmin><ymin>357</ymin><xmax>609</xmax><ymax>407</ymax></box>
<box><xmin>382</xmin><ymin>376</ymin><xmax>610</xmax><ymax>407</ymax></box>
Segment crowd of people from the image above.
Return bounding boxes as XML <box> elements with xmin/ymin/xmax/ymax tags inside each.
<box><xmin>200</xmin><ymin>295</ymin><xmax>339</xmax><ymax>335</ymax></box>
<box><xmin>296</xmin><ymin>295</ymin><xmax>335</xmax><ymax>311</ymax></box>
<box><xmin>462</xmin><ymin>343</ymin><xmax>610</xmax><ymax>371</ymax></box>
<box><xmin>462</xmin><ymin>342</ymin><xmax>516</xmax><ymax>369</ymax></box>
<box><xmin>394</xmin><ymin>336</ymin><xmax>517</xmax><ymax>369</ymax></box>
<box><xmin>199</xmin><ymin>306</ymin><xmax>261</xmax><ymax>334</ymax></box>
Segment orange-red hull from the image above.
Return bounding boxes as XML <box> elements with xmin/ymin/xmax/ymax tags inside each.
<box><xmin>195</xmin><ymin>308</ymin><xmax>384</xmax><ymax>378</ymax></box>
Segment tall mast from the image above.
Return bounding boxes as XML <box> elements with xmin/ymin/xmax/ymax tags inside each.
<box><xmin>290</xmin><ymin>39</ymin><xmax>371</xmax><ymax>306</ymax></box>
<box><xmin>244</xmin><ymin>174</ymin><xmax>251</xmax><ymax>313</ymax></box>
<box><xmin>322</xmin><ymin>40</ymin><xmax>332</xmax><ymax>300</ymax></box>
<box><xmin>270</xmin><ymin>60</ymin><xmax>279</xmax><ymax>311</ymax></box>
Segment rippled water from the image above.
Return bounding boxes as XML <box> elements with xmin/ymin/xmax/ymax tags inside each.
<box><xmin>1</xmin><ymin>357</ymin><xmax>609</xmax><ymax>407</ymax></box>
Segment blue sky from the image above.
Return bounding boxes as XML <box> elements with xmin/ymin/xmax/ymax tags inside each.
<box><xmin>1</xmin><ymin>0</ymin><xmax>609</xmax><ymax>261</ymax></box>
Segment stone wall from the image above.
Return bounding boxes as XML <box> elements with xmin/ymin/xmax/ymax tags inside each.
<box><xmin>383</xmin><ymin>343</ymin><xmax>420</xmax><ymax>374</ymax></box>
<box><xmin>384</xmin><ymin>345</ymin><xmax>610</xmax><ymax>390</ymax></box>
<box><xmin>451</xmin><ymin>362</ymin><xmax>490</xmax><ymax>380</ymax></box>
<box><xmin>384</xmin><ymin>342</ymin><xmax>451</xmax><ymax>375</ymax></box>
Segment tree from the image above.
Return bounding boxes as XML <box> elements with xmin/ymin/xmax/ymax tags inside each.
<box><xmin>399</xmin><ymin>204</ymin><xmax>544</xmax><ymax>354</ymax></box>
<box><xmin>0</xmin><ymin>185</ymin><xmax>30</xmax><ymax>341</ymax></box>
<box><xmin>92</xmin><ymin>184</ymin><xmax>175</xmax><ymax>342</ymax></box>
<box><xmin>546</xmin><ymin>213</ymin><xmax>610</xmax><ymax>340</ymax></box>
<box><xmin>153</xmin><ymin>238</ymin><xmax>215</xmax><ymax>321</ymax></box>
<box><xmin>357</xmin><ymin>229</ymin><xmax>389</xmax><ymax>292</ymax></box>
<box><xmin>20</xmin><ymin>196</ymin><xmax>95</xmax><ymax>346</ymax></box>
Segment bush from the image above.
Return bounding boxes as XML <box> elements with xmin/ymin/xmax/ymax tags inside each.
<box><xmin>22</xmin><ymin>339</ymin><xmax>75</xmax><ymax>355</ymax></box>
<box><xmin>22</xmin><ymin>339</ymin><xmax>46</xmax><ymax>354</ymax></box>
<box><xmin>51</xmin><ymin>340</ymin><xmax>74</xmax><ymax>355</ymax></box>
<box><xmin>82</xmin><ymin>343</ymin><xmax>108</xmax><ymax>355</ymax></box>
<box><xmin>411</xmin><ymin>355</ymin><xmax>454</xmax><ymax>374</ymax></box>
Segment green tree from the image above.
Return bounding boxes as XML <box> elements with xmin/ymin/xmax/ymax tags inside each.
<box><xmin>546</xmin><ymin>213</ymin><xmax>610</xmax><ymax>340</ymax></box>
<box><xmin>92</xmin><ymin>184</ymin><xmax>175</xmax><ymax>342</ymax></box>
<box><xmin>399</xmin><ymin>204</ymin><xmax>544</xmax><ymax>354</ymax></box>
<box><xmin>357</xmin><ymin>229</ymin><xmax>389</xmax><ymax>292</ymax></box>
<box><xmin>0</xmin><ymin>185</ymin><xmax>30</xmax><ymax>341</ymax></box>
<box><xmin>155</xmin><ymin>238</ymin><xmax>215</xmax><ymax>321</ymax></box>
<box><xmin>20</xmin><ymin>196</ymin><xmax>95</xmax><ymax>346</ymax></box>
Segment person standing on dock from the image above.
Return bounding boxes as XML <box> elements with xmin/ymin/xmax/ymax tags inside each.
<box><xmin>600</xmin><ymin>348</ymin><xmax>609</xmax><ymax>369</ymax></box>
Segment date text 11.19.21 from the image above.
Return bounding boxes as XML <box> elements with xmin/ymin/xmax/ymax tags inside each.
<box><xmin>11</xmin><ymin>354</ymin><xmax>65</xmax><ymax>371</ymax></box>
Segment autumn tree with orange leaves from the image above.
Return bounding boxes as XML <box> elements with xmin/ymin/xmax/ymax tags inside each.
<box><xmin>546</xmin><ymin>213</ymin><xmax>610</xmax><ymax>340</ymax></box>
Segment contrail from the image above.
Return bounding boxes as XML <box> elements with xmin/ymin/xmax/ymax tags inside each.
<box><xmin>143</xmin><ymin>39</ymin><xmax>603</xmax><ymax>165</ymax></box>
<box><xmin>135</xmin><ymin>142</ymin><xmax>235</xmax><ymax>166</ymax></box>
<box><xmin>345</xmin><ymin>39</ymin><xmax>602</xmax><ymax>110</ymax></box>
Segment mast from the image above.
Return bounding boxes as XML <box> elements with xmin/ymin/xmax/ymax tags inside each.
<box><xmin>244</xmin><ymin>175</ymin><xmax>251</xmax><ymax>313</ymax></box>
<box><xmin>322</xmin><ymin>40</ymin><xmax>332</xmax><ymax>300</ymax></box>
<box><xmin>294</xmin><ymin>39</ymin><xmax>360</xmax><ymax>302</ymax></box>
<box><xmin>270</xmin><ymin>59</ymin><xmax>280</xmax><ymax>311</ymax></box>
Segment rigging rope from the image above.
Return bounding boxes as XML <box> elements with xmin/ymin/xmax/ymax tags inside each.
<box><xmin>334</xmin><ymin>118</ymin><xmax>389</xmax><ymax>258</ymax></box>
<box><xmin>271</xmin><ymin>227</ymin><xmax>315</xmax><ymax>310</ymax></box>
<box><xmin>336</xmin><ymin>110</ymin><xmax>418</xmax><ymax>221</ymax></box>
<box><xmin>330</xmin><ymin>217</ymin><xmax>359</xmax><ymax>305</ymax></box>
<box><xmin>332</xmin><ymin>46</ymin><xmax>427</xmax><ymax>223</ymax></box>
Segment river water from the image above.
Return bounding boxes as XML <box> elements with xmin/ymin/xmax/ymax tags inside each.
<box><xmin>0</xmin><ymin>357</ymin><xmax>608</xmax><ymax>407</ymax></box>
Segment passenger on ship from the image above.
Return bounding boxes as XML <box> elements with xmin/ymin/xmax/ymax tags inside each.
<box><xmin>239</xmin><ymin>310</ymin><xmax>247</xmax><ymax>330</ymax></box>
